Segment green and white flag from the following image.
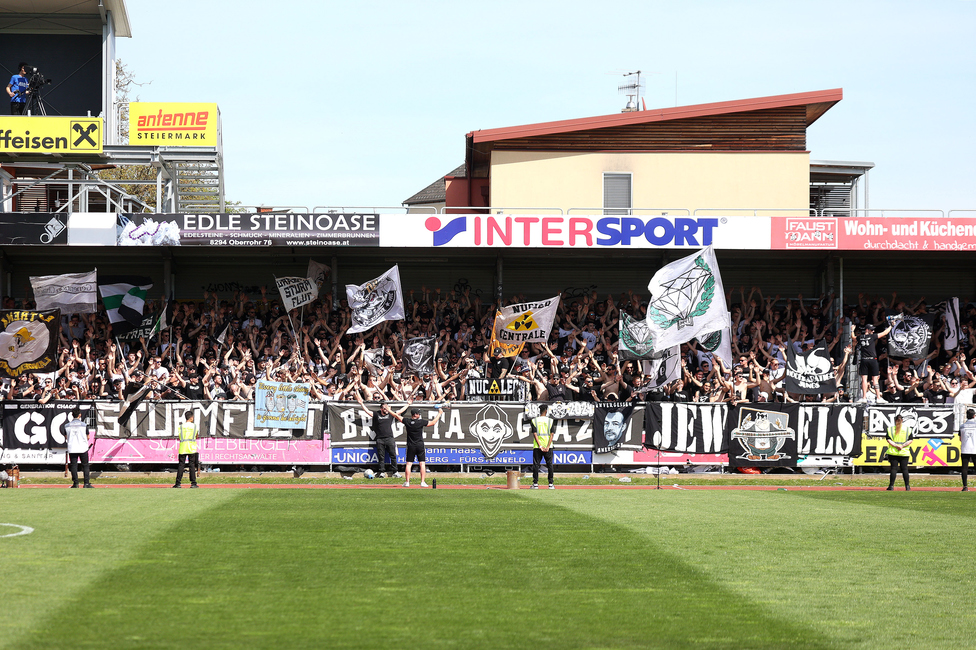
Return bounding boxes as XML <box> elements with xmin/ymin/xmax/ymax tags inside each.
<box><xmin>98</xmin><ymin>276</ymin><xmax>153</xmax><ymax>336</ymax></box>
<box><xmin>645</xmin><ymin>246</ymin><xmax>730</xmax><ymax>350</ymax></box>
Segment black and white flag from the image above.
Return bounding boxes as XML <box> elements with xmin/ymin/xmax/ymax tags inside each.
<box><xmin>942</xmin><ymin>298</ymin><xmax>961</xmax><ymax>351</ymax></box>
<box><xmin>275</xmin><ymin>276</ymin><xmax>316</xmax><ymax>311</ymax></box>
<box><xmin>363</xmin><ymin>347</ymin><xmax>386</xmax><ymax>377</ymax></box>
<box><xmin>888</xmin><ymin>313</ymin><xmax>936</xmax><ymax>360</ymax></box>
<box><xmin>593</xmin><ymin>404</ymin><xmax>636</xmax><ymax>454</ymax></box>
<box><xmin>346</xmin><ymin>265</ymin><xmax>405</xmax><ymax>334</ymax></box>
<box><xmin>637</xmin><ymin>346</ymin><xmax>681</xmax><ymax>392</ymax></box>
<box><xmin>618</xmin><ymin>312</ymin><xmax>656</xmax><ymax>360</ymax></box>
<box><xmin>402</xmin><ymin>336</ymin><xmax>435</xmax><ymax>377</ymax></box>
<box><xmin>785</xmin><ymin>342</ymin><xmax>836</xmax><ymax>395</ymax></box>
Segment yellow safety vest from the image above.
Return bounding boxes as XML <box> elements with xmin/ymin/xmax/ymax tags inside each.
<box><xmin>178</xmin><ymin>421</ymin><xmax>198</xmax><ymax>455</ymax></box>
<box><xmin>886</xmin><ymin>424</ymin><xmax>911</xmax><ymax>458</ymax></box>
<box><xmin>532</xmin><ymin>416</ymin><xmax>554</xmax><ymax>449</ymax></box>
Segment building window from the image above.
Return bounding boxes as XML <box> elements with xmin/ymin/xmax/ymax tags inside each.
<box><xmin>603</xmin><ymin>173</ymin><xmax>632</xmax><ymax>215</ymax></box>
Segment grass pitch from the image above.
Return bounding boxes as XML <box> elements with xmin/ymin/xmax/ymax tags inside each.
<box><xmin>2</xmin><ymin>488</ymin><xmax>974</xmax><ymax>649</ymax></box>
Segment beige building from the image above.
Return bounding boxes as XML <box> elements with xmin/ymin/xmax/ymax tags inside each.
<box><xmin>405</xmin><ymin>89</ymin><xmax>871</xmax><ymax>216</ymax></box>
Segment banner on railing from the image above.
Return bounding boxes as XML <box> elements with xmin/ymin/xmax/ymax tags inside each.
<box><xmin>331</xmin><ymin>447</ymin><xmax>592</xmax><ymax>466</ymax></box>
<box><xmin>645</xmin><ymin>403</ymin><xmax>729</xmax><ymax>454</ymax></box>
<box><xmin>644</xmin><ymin>403</ymin><xmax>864</xmax><ymax>466</ymax></box>
<box><xmin>863</xmin><ymin>405</ymin><xmax>957</xmax><ymax>439</ymax></box>
<box><xmin>327</xmin><ymin>402</ymin><xmax>642</xmax><ymax>459</ymax></box>
<box><xmin>94</xmin><ymin>401</ymin><xmax>324</xmax><ymax>440</ymax></box>
<box><xmin>1</xmin><ymin>401</ymin><xmax>95</xmax><ymax>451</ymax></box>
<box><xmin>465</xmin><ymin>377</ymin><xmax>527</xmax><ymax>401</ymax></box>
<box><xmin>726</xmin><ymin>404</ymin><xmax>863</xmax><ymax>468</ymax></box>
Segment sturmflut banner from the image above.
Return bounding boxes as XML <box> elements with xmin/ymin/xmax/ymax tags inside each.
<box><xmin>94</xmin><ymin>401</ymin><xmax>325</xmax><ymax>440</ymax></box>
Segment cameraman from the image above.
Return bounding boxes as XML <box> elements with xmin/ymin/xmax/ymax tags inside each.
<box><xmin>6</xmin><ymin>62</ymin><xmax>28</xmax><ymax>115</ymax></box>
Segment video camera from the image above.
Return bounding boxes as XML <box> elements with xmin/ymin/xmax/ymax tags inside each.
<box><xmin>25</xmin><ymin>67</ymin><xmax>51</xmax><ymax>91</ymax></box>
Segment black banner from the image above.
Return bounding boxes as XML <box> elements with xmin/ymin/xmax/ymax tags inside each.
<box><xmin>593</xmin><ymin>404</ymin><xmax>636</xmax><ymax>454</ymax></box>
<box><xmin>465</xmin><ymin>377</ymin><xmax>527</xmax><ymax>401</ymax></box>
<box><xmin>785</xmin><ymin>342</ymin><xmax>837</xmax><ymax>394</ymax></box>
<box><xmin>95</xmin><ymin>401</ymin><xmax>325</xmax><ymax>440</ymax></box>
<box><xmin>887</xmin><ymin>313</ymin><xmax>936</xmax><ymax>360</ymax></box>
<box><xmin>726</xmin><ymin>403</ymin><xmax>864</xmax><ymax>467</ymax></box>
<box><xmin>118</xmin><ymin>213</ymin><xmax>379</xmax><ymax>247</ymax></box>
<box><xmin>1</xmin><ymin>401</ymin><xmax>95</xmax><ymax>450</ymax></box>
<box><xmin>645</xmin><ymin>403</ymin><xmax>729</xmax><ymax>454</ymax></box>
<box><xmin>328</xmin><ymin>402</ymin><xmax>639</xmax><ymax>459</ymax></box>
<box><xmin>864</xmin><ymin>405</ymin><xmax>956</xmax><ymax>439</ymax></box>
<box><xmin>0</xmin><ymin>213</ymin><xmax>69</xmax><ymax>245</ymax></box>
<box><xmin>0</xmin><ymin>309</ymin><xmax>60</xmax><ymax>378</ymax></box>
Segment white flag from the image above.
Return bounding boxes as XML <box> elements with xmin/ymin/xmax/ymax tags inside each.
<box><xmin>494</xmin><ymin>296</ymin><xmax>560</xmax><ymax>346</ymax></box>
<box><xmin>645</xmin><ymin>246</ymin><xmax>730</xmax><ymax>350</ymax></box>
<box><xmin>346</xmin><ymin>265</ymin><xmax>405</xmax><ymax>334</ymax></box>
<box><xmin>275</xmin><ymin>276</ymin><xmax>316</xmax><ymax>311</ymax></box>
<box><xmin>638</xmin><ymin>346</ymin><xmax>681</xmax><ymax>391</ymax></box>
<box><xmin>307</xmin><ymin>260</ymin><xmax>331</xmax><ymax>293</ymax></box>
<box><xmin>30</xmin><ymin>270</ymin><xmax>97</xmax><ymax>314</ymax></box>
<box><xmin>696</xmin><ymin>327</ymin><xmax>733</xmax><ymax>370</ymax></box>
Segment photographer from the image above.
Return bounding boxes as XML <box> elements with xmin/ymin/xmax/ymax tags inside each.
<box><xmin>6</xmin><ymin>62</ymin><xmax>28</xmax><ymax>115</ymax></box>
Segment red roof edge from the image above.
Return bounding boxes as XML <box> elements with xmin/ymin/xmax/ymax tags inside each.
<box><xmin>467</xmin><ymin>88</ymin><xmax>843</xmax><ymax>143</ymax></box>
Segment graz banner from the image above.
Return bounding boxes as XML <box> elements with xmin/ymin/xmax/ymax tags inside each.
<box><xmin>465</xmin><ymin>377</ymin><xmax>527</xmax><ymax>401</ymax></box>
<box><xmin>254</xmin><ymin>380</ymin><xmax>311</xmax><ymax>430</ymax></box>
<box><xmin>0</xmin><ymin>212</ymin><xmax>68</xmax><ymax>245</ymax></box>
<box><xmin>645</xmin><ymin>403</ymin><xmax>729</xmax><ymax>454</ymax></box>
<box><xmin>94</xmin><ymin>401</ymin><xmax>325</xmax><ymax>440</ymax></box>
<box><xmin>0</xmin><ymin>309</ymin><xmax>60</xmax><ymax>378</ymax></box>
<box><xmin>118</xmin><ymin>213</ymin><xmax>379</xmax><ymax>247</ymax></box>
<box><xmin>328</xmin><ymin>402</ymin><xmax>634</xmax><ymax>460</ymax></box>
<box><xmin>1</xmin><ymin>401</ymin><xmax>95</xmax><ymax>452</ymax></box>
<box><xmin>726</xmin><ymin>404</ymin><xmax>864</xmax><ymax>468</ymax></box>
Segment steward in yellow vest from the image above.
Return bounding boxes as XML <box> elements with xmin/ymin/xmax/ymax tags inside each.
<box><xmin>530</xmin><ymin>405</ymin><xmax>556</xmax><ymax>489</ymax></box>
<box><xmin>173</xmin><ymin>412</ymin><xmax>200</xmax><ymax>489</ymax></box>
<box><xmin>885</xmin><ymin>414</ymin><xmax>913</xmax><ymax>491</ymax></box>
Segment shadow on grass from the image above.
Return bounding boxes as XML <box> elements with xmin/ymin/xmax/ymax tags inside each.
<box><xmin>22</xmin><ymin>491</ymin><xmax>835</xmax><ymax>650</ymax></box>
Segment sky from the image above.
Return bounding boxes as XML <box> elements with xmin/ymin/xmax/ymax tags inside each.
<box><xmin>117</xmin><ymin>0</ymin><xmax>976</xmax><ymax>212</ymax></box>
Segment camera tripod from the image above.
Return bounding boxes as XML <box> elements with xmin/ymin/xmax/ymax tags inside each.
<box><xmin>22</xmin><ymin>71</ymin><xmax>51</xmax><ymax>115</ymax></box>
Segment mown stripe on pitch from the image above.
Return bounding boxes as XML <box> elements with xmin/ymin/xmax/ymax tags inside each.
<box><xmin>23</xmin><ymin>491</ymin><xmax>831</xmax><ymax>650</ymax></box>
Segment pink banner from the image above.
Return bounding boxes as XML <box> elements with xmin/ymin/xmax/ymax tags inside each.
<box><xmin>633</xmin><ymin>449</ymin><xmax>727</xmax><ymax>465</ymax></box>
<box><xmin>93</xmin><ymin>437</ymin><xmax>331</xmax><ymax>465</ymax></box>
<box><xmin>772</xmin><ymin>216</ymin><xmax>976</xmax><ymax>252</ymax></box>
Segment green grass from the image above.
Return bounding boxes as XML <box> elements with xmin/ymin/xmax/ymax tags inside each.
<box><xmin>2</xmin><ymin>489</ymin><xmax>974</xmax><ymax>649</ymax></box>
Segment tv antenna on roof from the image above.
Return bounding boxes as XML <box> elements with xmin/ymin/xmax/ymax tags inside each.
<box><xmin>618</xmin><ymin>70</ymin><xmax>645</xmax><ymax>112</ymax></box>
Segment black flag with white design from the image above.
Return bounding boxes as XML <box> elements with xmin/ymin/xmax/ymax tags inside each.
<box><xmin>402</xmin><ymin>337</ymin><xmax>435</xmax><ymax>377</ymax></box>
<box><xmin>942</xmin><ymin>298</ymin><xmax>961</xmax><ymax>351</ymax></box>
<box><xmin>593</xmin><ymin>404</ymin><xmax>635</xmax><ymax>454</ymax></box>
<box><xmin>785</xmin><ymin>342</ymin><xmax>837</xmax><ymax>394</ymax></box>
<box><xmin>888</xmin><ymin>313</ymin><xmax>936</xmax><ymax>360</ymax></box>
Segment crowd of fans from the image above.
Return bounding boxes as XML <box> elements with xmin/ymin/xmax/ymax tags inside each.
<box><xmin>3</xmin><ymin>286</ymin><xmax>974</xmax><ymax>406</ymax></box>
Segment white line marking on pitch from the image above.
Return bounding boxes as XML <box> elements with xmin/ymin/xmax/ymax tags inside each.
<box><xmin>0</xmin><ymin>523</ymin><xmax>34</xmax><ymax>538</ymax></box>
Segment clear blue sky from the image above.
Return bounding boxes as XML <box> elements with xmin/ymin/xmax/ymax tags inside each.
<box><xmin>118</xmin><ymin>0</ymin><xmax>975</xmax><ymax>212</ymax></box>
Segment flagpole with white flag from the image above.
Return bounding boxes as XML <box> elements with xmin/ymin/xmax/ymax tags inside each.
<box><xmin>645</xmin><ymin>246</ymin><xmax>731</xmax><ymax>350</ymax></box>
